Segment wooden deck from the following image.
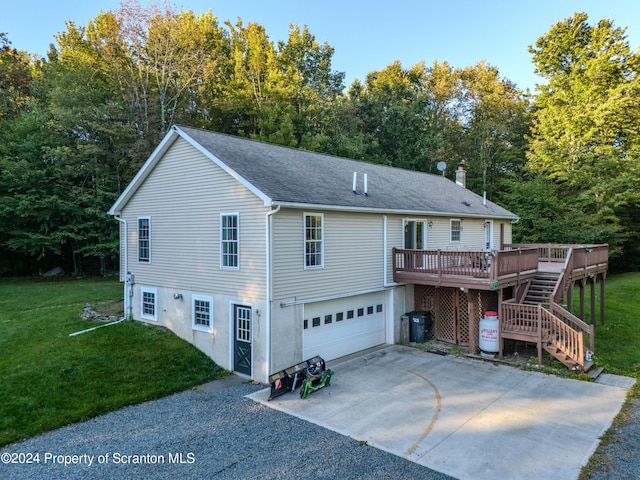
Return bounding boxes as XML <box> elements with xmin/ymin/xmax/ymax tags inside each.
<box><xmin>393</xmin><ymin>244</ymin><xmax>608</xmax><ymax>291</ymax></box>
<box><xmin>394</xmin><ymin>243</ymin><xmax>608</xmax><ymax>371</ymax></box>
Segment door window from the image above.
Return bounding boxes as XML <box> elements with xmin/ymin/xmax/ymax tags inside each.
<box><xmin>236</xmin><ymin>306</ymin><xmax>251</xmax><ymax>342</ymax></box>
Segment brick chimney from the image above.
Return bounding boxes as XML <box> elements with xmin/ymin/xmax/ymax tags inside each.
<box><xmin>455</xmin><ymin>160</ymin><xmax>466</xmax><ymax>188</ymax></box>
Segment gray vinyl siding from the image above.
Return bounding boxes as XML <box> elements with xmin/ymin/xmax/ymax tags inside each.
<box><xmin>121</xmin><ymin>137</ymin><xmax>268</xmax><ymax>296</ymax></box>
<box><xmin>272</xmin><ymin>209</ymin><xmax>385</xmax><ymax>301</ymax></box>
<box><xmin>390</xmin><ymin>216</ymin><xmax>513</xmax><ymax>252</ymax></box>
<box><xmin>385</xmin><ymin>215</ymin><xmax>403</xmax><ymax>285</ymax></box>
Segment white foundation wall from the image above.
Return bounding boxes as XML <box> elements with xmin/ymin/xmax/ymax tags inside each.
<box><xmin>130</xmin><ymin>284</ymin><xmax>268</xmax><ymax>382</ymax></box>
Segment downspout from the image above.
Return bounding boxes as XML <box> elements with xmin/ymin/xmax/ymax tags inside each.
<box><xmin>383</xmin><ymin>215</ymin><xmax>391</xmax><ymax>287</ymax></box>
<box><xmin>114</xmin><ymin>216</ymin><xmax>131</xmax><ymax>319</ymax></box>
<box><xmin>265</xmin><ymin>205</ymin><xmax>281</xmax><ymax>383</ymax></box>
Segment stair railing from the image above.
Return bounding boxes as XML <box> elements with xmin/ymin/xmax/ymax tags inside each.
<box><xmin>549</xmin><ymin>302</ymin><xmax>594</xmax><ymax>354</ymax></box>
<box><xmin>550</xmin><ymin>247</ymin><xmax>574</xmax><ymax>305</ymax></box>
<box><xmin>542</xmin><ymin>307</ymin><xmax>586</xmax><ymax>371</ymax></box>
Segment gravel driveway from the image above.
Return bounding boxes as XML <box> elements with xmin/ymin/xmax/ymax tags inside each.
<box><xmin>0</xmin><ymin>381</ymin><xmax>453</xmax><ymax>480</ymax></box>
<box><xmin>585</xmin><ymin>396</ymin><xmax>640</xmax><ymax>480</ymax></box>
<box><xmin>2</xmin><ymin>374</ymin><xmax>637</xmax><ymax>480</ymax></box>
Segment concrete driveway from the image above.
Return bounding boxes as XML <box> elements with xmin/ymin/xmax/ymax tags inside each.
<box><xmin>248</xmin><ymin>345</ymin><xmax>635</xmax><ymax>480</ymax></box>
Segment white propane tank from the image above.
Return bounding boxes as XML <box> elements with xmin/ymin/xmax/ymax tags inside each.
<box><xmin>479</xmin><ymin>311</ymin><xmax>499</xmax><ymax>353</ymax></box>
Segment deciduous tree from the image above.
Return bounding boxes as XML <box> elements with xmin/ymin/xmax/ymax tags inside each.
<box><xmin>525</xmin><ymin>12</ymin><xmax>640</xmax><ymax>258</ymax></box>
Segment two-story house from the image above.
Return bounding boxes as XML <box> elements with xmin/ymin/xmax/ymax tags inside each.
<box><xmin>109</xmin><ymin>125</ymin><xmax>608</xmax><ymax>384</ymax></box>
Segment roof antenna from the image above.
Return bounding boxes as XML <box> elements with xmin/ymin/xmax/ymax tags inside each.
<box><xmin>353</xmin><ymin>172</ymin><xmax>357</xmax><ymax>194</ymax></box>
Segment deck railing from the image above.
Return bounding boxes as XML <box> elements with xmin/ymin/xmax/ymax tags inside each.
<box><xmin>549</xmin><ymin>302</ymin><xmax>594</xmax><ymax>353</ymax></box>
<box><xmin>493</xmin><ymin>248</ymin><xmax>539</xmax><ymax>279</ymax></box>
<box><xmin>501</xmin><ymin>301</ymin><xmax>593</xmax><ymax>370</ymax></box>
<box><xmin>392</xmin><ymin>247</ymin><xmax>539</xmax><ymax>285</ymax></box>
<box><xmin>504</xmin><ymin>243</ymin><xmax>608</xmax><ymax>267</ymax></box>
<box><xmin>392</xmin><ymin>249</ymin><xmax>493</xmax><ymax>278</ymax></box>
<box><xmin>501</xmin><ymin>303</ymin><xmax>545</xmax><ymax>338</ymax></box>
<box><xmin>544</xmin><ymin>308</ymin><xmax>585</xmax><ymax>370</ymax></box>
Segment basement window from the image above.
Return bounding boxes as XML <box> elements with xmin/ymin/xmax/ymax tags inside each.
<box><xmin>192</xmin><ymin>294</ymin><xmax>213</xmax><ymax>333</ymax></box>
<box><xmin>140</xmin><ymin>287</ymin><xmax>157</xmax><ymax>321</ymax></box>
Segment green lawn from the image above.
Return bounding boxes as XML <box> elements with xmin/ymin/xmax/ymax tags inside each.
<box><xmin>576</xmin><ymin>274</ymin><xmax>640</xmax><ymax>477</ymax></box>
<box><xmin>574</xmin><ymin>272</ymin><xmax>640</xmax><ymax>377</ymax></box>
<box><xmin>0</xmin><ymin>278</ymin><xmax>227</xmax><ymax>447</ymax></box>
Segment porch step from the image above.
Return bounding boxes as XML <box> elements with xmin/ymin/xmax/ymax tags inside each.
<box><xmin>586</xmin><ymin>366</ymin><xmax>605</xmax><ymax>379</ymax></box>
<box><xmin>542</xmin><ymin>344</ymin><xmax>594</xmax><ymax>372</ymax></box>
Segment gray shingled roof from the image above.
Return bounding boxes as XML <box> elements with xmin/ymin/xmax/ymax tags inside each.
<box><xmin>178</xmin><ymin>125</ymin><xmax>517</xmax><ymax>219</ymax></box>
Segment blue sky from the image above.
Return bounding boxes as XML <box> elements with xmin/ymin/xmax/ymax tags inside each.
<box><xmin>3</xmin><ymin>0</ymin><xmax>640</xmax><ymax>92</ymax></box>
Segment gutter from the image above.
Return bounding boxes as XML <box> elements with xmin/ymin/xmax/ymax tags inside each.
<box><xmin>265</xmin><ymin>205</ymin><xmax>281</xmax><ymax>382</ymax></box>
<box><xmin>271</xmin><ymin>200</ymin><xmax>518</xmax><ymax>221</ymax></box>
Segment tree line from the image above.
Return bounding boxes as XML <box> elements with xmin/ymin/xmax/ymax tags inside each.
<box><xmin>1</xmin><ymin>3</ymin><xmax>638</xmax><ymax>276</ymax></box>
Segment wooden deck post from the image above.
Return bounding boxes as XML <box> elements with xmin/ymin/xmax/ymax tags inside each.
<box><xmin>536</xmin><ymin>304</ymin><xmax>543</xmax><ymax>366</ymax></box>
<box><xmin>498</xmin><ymin>289</ymin><xmax>503</xmax><ymax>359</ymax></box>
<box><xmin>600</xmin><ymin>273</ymin><xmax>606</xmax><ymax>326</ymax></box>
<box><xmin>579</xmin><ymin>279</ymin><xmax>586</xmax><ymax>320</ymax></box>
<box><xmin>467</xmin><ymin>289</ymin><xmax>478</xmax><ymax>354</ymax></box>
<box><xmin>590</xmin><ymin>275</ymin><xmax>596</xmax><ymax>327</ymax></box>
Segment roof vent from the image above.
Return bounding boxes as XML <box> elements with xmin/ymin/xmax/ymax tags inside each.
<box><xmin>364</xmin><ymin>173</ymin><xmax>368</xmax><ymax>196</ymax></box>
<box><xmin>352</xmin><ymin>172</ymin><xmax>357</xmax><ymax>194</ymax></box>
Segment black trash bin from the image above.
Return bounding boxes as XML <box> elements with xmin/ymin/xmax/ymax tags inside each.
<box><xmin>408</xmin><ymin>311</ymin><xmax>432</xmax><ymax>343</ymax></box>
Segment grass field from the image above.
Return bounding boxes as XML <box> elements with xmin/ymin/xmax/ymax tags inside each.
<box><xmin>0</xmin><ymin>277</ymin><xmax>228</xmax><ymax>447</ymax></box>
<box><xmin>585</xmin><ymin>273</ymin><xmax>640</xmax><ymax>377</ymax></box>
<box><xmin>576</xmin><ymin>273</ymin><xmax>640</xmax><ymax>478</ymax></box>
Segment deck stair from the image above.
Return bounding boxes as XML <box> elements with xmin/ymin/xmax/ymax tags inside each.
<box><xmin>522</xmin><ymin>271</ymin><xmax>560</xmax><ymax>306</ymax></box>
<box><xmin>542</xmin><ymin>343</ymin><xmax>593</xmax><ymax>372</ymax></box>
<box><xmin>502</xmin><ymin>267</ymin><xmax>594</xmax><ymax>372</ymax></box>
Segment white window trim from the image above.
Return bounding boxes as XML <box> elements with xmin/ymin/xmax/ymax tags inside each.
<box><xmin>140</xmin><ymin>286</ymin><xmax>158</xmax><ymax>321</ymax></box>
<box><xmin>220</xmin><ymin>212</ymin><xmax>240</xmax><ymax>270</ymax></box>
<box><xmin>403</xmin><ymin>218</ymin><xmax>428</xmax><ymax>249</ymax></box>
<box><xmin>233</xmin><ymin>303</ymin><xmax>253</xmax><ymax>343</ymax></box>
<box><xmin>228</xmin><ymin>301</ymin><xmax>254</xmax><ymax>369</ymax></box>
<box><xmin>192</xmin><ymin>294</ymin><xmax>214</xmax><ymax>333</ymax></box>
<box><xmin>304</xmin><ymin>212</ymin><xmax>324</xmax><ymax>269</ymax></box>
<box><xmin>137</xmin><ymin>216</ymin><xmax>151</xmax><ymax>263</ymax></box>
<box><xmin>485</xmin><ymin>220</ymin><xmax>494</xmax><ymax>250</ymax></box>
<box><xmin>450</xmin><ymin>218</ymin><xmax>462</xmax><ymax>243</ymax></box>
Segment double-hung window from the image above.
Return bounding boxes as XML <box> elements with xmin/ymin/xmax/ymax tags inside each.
<box><xmin>221</xmin><ymin>213</ymin><xmax>239</xmax><ymax>269</ymax></box>
<box><xmin>192</xmin><ymin>294</ymin><xmax>213</xmax><ymax>332</ymax></box>
<box><xmin>304</xmin><ymin>213</ymin><xmax>323</xmax><ymax>268</ymax></box>
<box><xmin>138</xmin><ymin>217</ymin><xmax>151</xmax><ymax>262</ymax></box>
<box><xmin>450</xmin><ymin>219</ymin><xmax>461</xmax><ymax>243</ymax></box>
<box><xmin>140</xmin><ymin>287</ymin><xmax>157</xmax><ymax>321</ymax></box>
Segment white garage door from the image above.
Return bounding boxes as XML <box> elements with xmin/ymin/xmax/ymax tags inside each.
<box><xmin>302</xmin><ymin>293</ymin><xmax>386</xmax><ymax>361</ymax></box>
